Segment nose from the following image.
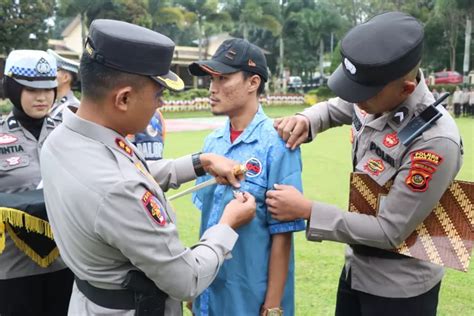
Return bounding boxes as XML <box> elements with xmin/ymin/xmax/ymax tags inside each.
<box><xmin>209</xmin><ymin>80</ymin><xmax>218</xmax><ymax>95</ymax></box>
<box><xmin>36</xmin><ymin>89</ymin><xmax>48</xmax><ymax>101</ymax></box>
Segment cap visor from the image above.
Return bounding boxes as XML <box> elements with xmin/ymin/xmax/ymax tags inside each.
<box><xmin>14</xmin><ymin>78</ymin><xmax>57</xmax><ymax>89</ymax></box>
<box><xmin>328</xmin><ymin>64</ymin><xmax>385</xmax><ymax>103</ymax></box>
<box><xmin>188</xmin><ymin>60</ymin><xmax>240</xmax><ymax>77</ymax></box>
<box><xmin>152</xmin><ymin>70</ymin><xmax>184</xmax><ymax>92</ymax></box>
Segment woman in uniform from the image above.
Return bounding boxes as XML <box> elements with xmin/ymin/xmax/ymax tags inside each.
<box><xmin>0</xmin><ymin>50</ymin><xmax>73</xmax><ymax>315</ymax></box>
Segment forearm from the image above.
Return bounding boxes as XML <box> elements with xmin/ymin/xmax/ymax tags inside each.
<box><xmin>263</xmin><ymin>233</ymin><xmax>292</xmax><ymax>309</ymax></box>
<box><xmin>148</xmin><ymin>155</ymin><xmax>197</xmax><ymax>191</ymax></box>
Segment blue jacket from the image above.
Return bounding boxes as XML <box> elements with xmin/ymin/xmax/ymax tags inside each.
<box><xmin>193</xmin><ymin>106</ymin><xmax>305</xmax><ymax>316</ymax></box>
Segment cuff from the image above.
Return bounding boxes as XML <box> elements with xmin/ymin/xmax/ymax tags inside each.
<box><xmin>305</xmin><ymin>201</ymin><xmax>340</xmax><ymax>241</ymax></box>
<box><xmin>174</xmin><ymin>154</ymin><xmax>199</xmax><ymax>183</ymax></box>
<box><xmin>269</xmin><ymin>219</ymin><xmax>306</xmax><ymax>235</ymax></box>
<box><xmin>201</xmin><ymin>224</ymin><xmax>238</xmax><ymax>259</ymax></box>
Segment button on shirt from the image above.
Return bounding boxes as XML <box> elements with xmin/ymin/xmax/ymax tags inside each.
<box><xmin>192</xmin><ymin>106</ymin><xmax>305</xmax><ymax>315</ymax></box>
<box><xmin>40</xmin><ymin>108</ymin><xmax>239</xmax><ymax>316</ymax></box>
<box><xmin>301</xmin><ymin>72</ymin><xmax>463</xmax><ymax>298</ymax></box>
<box><xmin>0</xmin><ymin>114</ymin><xmax>66</xmax><ymax>279</ymax></box>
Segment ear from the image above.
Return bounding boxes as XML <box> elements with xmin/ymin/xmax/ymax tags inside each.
<box><xmin>401</xmin><ymin>79</ymin><xmax>416</xmax><ymax>96</ymax></box>
<box><xmin>247</xmin><ymin>74</ymin><xmax>261</xmax><ymax>94</ymax></box>
<box><xmin>113</xmin><ymin>86</ymin><xmax>133</xmax><ymax>112</ymax></box>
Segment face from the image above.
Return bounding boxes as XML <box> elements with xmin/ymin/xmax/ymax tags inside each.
<box><xmin>209</xmin><ymin>72</ymin><xmax>252</xmax><ymax>116</ymax></box>
<box><xmin>356</xmin><ymin>80</ymin><xmax>409</xmax><ymax>114</ymax></box>
<box><xmin>20</xmin><ymin>87</ymin><xmax>55</xmax><ymax>119</ymax></box>
<box><xmin>127</xmin><ymin>79</ymin><xmax>164</xmax><ymax>134</ymax></box>
<box><xmin>57</xmin><ymin>69</ymin><xmax>71</xmax><ymax>89</ymax></box>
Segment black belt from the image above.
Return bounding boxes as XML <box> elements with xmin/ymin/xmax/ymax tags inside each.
<box><xmin>75</xmin><ymin>277</ymin><xmax>136</xmax><ymax>310</ymax></box>
<box><xmin>351</xmin><ymin>245</ymin><xmax>409</xmax><ymax>260</ymax></box>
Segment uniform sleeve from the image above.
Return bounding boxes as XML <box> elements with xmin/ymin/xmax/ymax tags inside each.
<box><xmin>266</xmin><ymin>143</ymin><xmax>306</xmax><ymax>234</ymax></box>
<box><xmin>148</xmin><ymin>155</ymin><xmax>197</xmax><ymax>191</ymax></box>
<box><xmin>306</xmin><ymin>138</ymin><xmax>462</xmax><ymax>248</ymax></box>
<box><xmin>299</xmin><ymin>97</ymin><xmax>354</xmax><ymax>140</ymax></box>
<box><xmin>94</xmin><ymin>181</ymin><xmax>238</xmax><ymax>301</ymax></box>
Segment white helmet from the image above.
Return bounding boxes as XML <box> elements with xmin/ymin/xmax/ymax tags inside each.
<box><xmin>4</xmin><ymin>50</ymin><xmax>58</xmax><ymax>89</ymax></box>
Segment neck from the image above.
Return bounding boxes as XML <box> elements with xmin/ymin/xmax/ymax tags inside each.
<box><xmin>76</xmin><ymin>98</ymin><xmax>126</xmax><ymax>136</ymax></box>
<box><xmin>12</xmin><ymin>107</ymin><xmax>45</xmax><ymax>140</ymax></box>
<box><xmin>57</xmin><ymin>85</ymin><xmax>71</xmax><ymax>101</ymax></box>
<box><xmin>229</xmin><ymin>98</ymin><xmax>259</xmax><ymax>131</ymax></box>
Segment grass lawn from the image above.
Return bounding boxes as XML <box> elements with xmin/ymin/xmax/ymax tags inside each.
<box><xmin>163</xmin><ymin>108</ymin><xmax>473</xmax><ymax>315</ymax></box>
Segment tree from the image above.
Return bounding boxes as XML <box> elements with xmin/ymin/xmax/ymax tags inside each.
<box><xmin>0</xmin><ymin>0</ymin><xmax>56</xmax><ymax>54</ymax></box>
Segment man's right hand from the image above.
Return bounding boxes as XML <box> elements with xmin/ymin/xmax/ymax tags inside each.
<box><xmin>220</xmin><ymin>192</ymin><xmax>256</xmax><ymax>229</ymax></box>
<box><xmin>273</xmin><ymin>115</ymin><xmax>310</xmax><ymax>150</ymax></box>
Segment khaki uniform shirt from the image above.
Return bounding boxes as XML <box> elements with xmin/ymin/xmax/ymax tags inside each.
<box><xmin>0</xmin><ymin>114</ymin><xmax>66</xmax><ymax>279</ymax></box>
<box><xmin>300</xmin><ymin>73</ymin><xmax>462</xmax><ymax>298</ymax></box>
<box><xmin>41</xmin><ymin>108</ymin><xmax>238</xmax><ymax>315</ymax></box>
<box><xmin>49</xmin><ymin>90</ymin><xmax>80</xmax><ymax>121</ymax></box>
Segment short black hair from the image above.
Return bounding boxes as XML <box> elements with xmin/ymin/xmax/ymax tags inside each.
<box><xmin>242</xmin><ymin>71</ymin><xmax>265</xmax><ymax>96</ymax></box>
<box><xmin>80</xmin><ymin>54</ymin><xmax>147</xmax><ymax>100</ymax></box>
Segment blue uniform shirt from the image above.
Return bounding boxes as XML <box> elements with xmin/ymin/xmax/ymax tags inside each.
<box><xmin>192</xmin><ymin>106</ymin><xmax>305</xmax><ymax>316</ymax></box>
<box><xmin>129</xmin><ymin>111</ymin><xmax>165</xmax><ymax>160</ymax></box>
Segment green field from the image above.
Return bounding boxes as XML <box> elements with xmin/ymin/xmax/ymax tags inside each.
<box><xmin>163</xmin><ymin>107</ymin><xmax>473</xmax><ymax>316</ymax></box>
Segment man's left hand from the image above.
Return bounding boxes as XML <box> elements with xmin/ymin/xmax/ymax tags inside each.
<box><xmin>266</xmin><ymin>184</ymin><xmax>312</xmax><ymax>221</ymax></box>
<box><xmin>200</xmin><ymin>153</ymin><xmax>244</xmax><ymax>188</ymax></box>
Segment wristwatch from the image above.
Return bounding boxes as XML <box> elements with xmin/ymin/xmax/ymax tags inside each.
<box><xmin>260</xmin><ymin>306</ymin><xmax>283</xmax><ymax>316</ymax></box>
<box><xmin>191</xmin><ymin>152</ymin><xmax>206</xmax><ymax>177</ymax></box>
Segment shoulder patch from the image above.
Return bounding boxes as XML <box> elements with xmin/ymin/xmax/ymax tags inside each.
<box><xmin>410</xmin><ymin>151</ymin><xmax>443</xmax><ymax>166</ymax></box>
<box><xmin>141</xmin><ymin>191</ymin><xmax>167</xmax><ymax>226</ymax></box>
<box><xmin>405</xmin><ymin>169</ymin><xmax>432</xmax><ymax>192</ymax></box>
<box><xmin>115</xmin><ymin>138</ymin><xmax>133</xmax><ymax>156</ymax></box>
<box><xmin>0</xmin><ymin>133</ymin><xmax>18</xmax><ymax>145</ymax></box>
<box><xmin>245</xmin><ymin>157</ymin><xmax>262</xmax><ymax>177</ymax></box>
<box><xmin>364</xmin><ymin>158</ymin><xmax>384</xmax><ymax>176</ymax></box>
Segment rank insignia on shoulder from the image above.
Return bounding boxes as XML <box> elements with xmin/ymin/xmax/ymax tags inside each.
<box><xmin>60</xmin><ymin>96</ymin><xmax>67</xmax><ymax>104</ymax></box>
<box><xmin>410</xmin><ymin>151</ymin><xmax>443</xmax><ymax>166</ymax></box>
<box><xmin>115</xmin><ymin>138</ymin><xmax>133</xmax><ymax>156</ymax></box>
<box><xmin>0</xmin><ymin>133</ymin><xmax>18</xmax><ymax>145</ymax></box>
<box><xmin>383</xmin><ymin>132</ymin><xmax>399</xmax><ymax>148</ymax></box>
<box><xmin>142</xmin><ymin>191</ymin><xmax>167</xmax><ymax>226</ymax></box>
<box><xmin>405</xmin><ymin>169</ymin><xmax>432</xmax><ymax>192</ymax></box>
<box><xmin>7</xmin><ymin>117</ymin><xmax>19</xmax><ymax>129</ymax></box>
<box><xmin>364</xmin><ymin>158</ymin><xmax>385</xmax><ymax>176</ymax></box>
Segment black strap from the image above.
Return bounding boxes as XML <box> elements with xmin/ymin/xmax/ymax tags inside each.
<box><xmin>351</xmin><ymin>245</ymin><xmax>409</xmax><ymax>260</ymax></box>
<box><xmin>75</xmin><ymin>277</ymin><xmax>136</xmax><ymax>310</ymax></box>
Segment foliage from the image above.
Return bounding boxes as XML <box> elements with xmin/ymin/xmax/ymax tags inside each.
<box><xmin>306</xmin><ymin>86</ymin><xmax>335</xmax><ymax>100</ymax></box>
<box><xmin>0</xmin><ymin>98</ymin><xmax>12</xmax><ymax>115</ymax></box>
<box><xmin>164</xmin><ymin>88</ymin><xmax>210</xmax><ymax>100</ymax></box>
<box><xmin>0</xmin><ymin>0</ymin><xmax>55</xmax><ymax>54</ymax></box>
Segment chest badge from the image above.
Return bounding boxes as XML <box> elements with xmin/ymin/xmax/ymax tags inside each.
<box><xmin>364</xmin><ymin>158</ymin><xmax>385</xmax><ymax>176</ymax></box>
<box><xmin>383</xmin><ymin>132</ymin><xmax>399</xmax><ymax>148</ymax></box>
<box><xmin>0</xmin><ymin>134</ymin><xmax>18</xmax><ymax>145</ymax></box>
<box><xmin>115</xmin><ymin>138</ymin><xmax>133</xmax><ymax>156</ymax></box>
<box><xmin>245</xmin><ymin>157</ymin><xmax>262</xmax><ymax>177</ymax></box>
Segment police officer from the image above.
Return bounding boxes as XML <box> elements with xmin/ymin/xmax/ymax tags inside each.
<box><xmin>40</xmin><ymin>19</ymin><xmax>256</xmax><ymax>316</ymax></box>
<box><xmin>47</xmin><ymin>49</ymin><xmax>80</xmax><ymax>121</ymax></box>
<box><xmin>128</xmin><ymin>110</ymin><xmax>166</xmax><ymax>161</ymax></box>
<box><xmin>0</xmin><ymin>50</ymin><xmax>73</xmax><ymax>315</ymax></box>
<box><xmin>267</xmin><ymin>12</ymin><xmax>462</xmax><ymax>316</ymax></box>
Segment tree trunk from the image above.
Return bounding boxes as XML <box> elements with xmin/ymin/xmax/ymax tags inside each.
<box><xmin>462</xmin><ymin>14</ymin><xmax>472</xmax><ymax>85</ymax></box>
<box><xmin>279</xmin><ymin>35</ymin><xmax>286</xmax><ymax>93</ymax></box>
<box><xmin>319</xmin><ymin>37</ymin><xmax>324</xmax><ymax>86</ymax></box>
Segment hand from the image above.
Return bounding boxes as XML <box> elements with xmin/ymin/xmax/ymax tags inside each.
<box><xmin>220</xmin><ymin>192</ymin><xmax>256</xmax><ymax>229</ymax></box>
<box><xmin>199</xmin><ymin>153</ymin><xmax>244</xmax><ymax>188</ymax></box>
<box><xmin>273</xmin><ymin>115</ymin><xmax>310</xmax><ymax>150</ymax></box>
<box><xmin>266</xmin><ymin>184</ymin><xmax>312</xmax><ymax>221</ymax></box>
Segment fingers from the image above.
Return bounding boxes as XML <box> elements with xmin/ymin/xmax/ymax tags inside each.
<box><xmin>286</xmin><ymin>120</ymin><xmax>308</xmax><ymax>149</ymax></box>
<box><xmin>226</xmin><ymin>172</ymin><xmax>240</xmax><ymax>188</ymax></box>
<box><xmin>242</xmin><ymin>192</ymin><xmax>255</xmax><ymax>204</ymax></box>
<box><xmin>279</xmin><ymin>118</ymin><xmax>297</xmax><ymax>142</ymax></box>
<box><xmin>233</xmin><ymin>191</ymin><xmax>245</xmax><ymax>202</ymax></box>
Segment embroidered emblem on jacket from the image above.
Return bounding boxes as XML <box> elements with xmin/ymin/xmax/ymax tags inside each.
<box><xmin>364</xmin><ymin>159</ymin><xmax>385</xmax><ymax>176</ymax></box>
<box><xmin>142</xmin><ymin>191</ymin><xmax>167</xmax><ymax>226</ymax></box>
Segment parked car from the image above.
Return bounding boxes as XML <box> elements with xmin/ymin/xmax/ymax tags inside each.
<box><xmin>433</xmin><ymin>71</ymin><xmax>463</xmax><ymax>84</ymax></box>
<box><xmin>288</xmin><ymin>76</ymin><xmax>303</xmax><ymax>89</ymax></box>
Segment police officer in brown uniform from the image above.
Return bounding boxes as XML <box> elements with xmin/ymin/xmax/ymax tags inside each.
<box><xmin>267</xmin><ymin>12</ymin><xmax>463</xmax><ymax>316</ymax></box>
<box><xmin>0</xmin><ymin>50</ymin><xmax>73</xmax><ymax>315</ymax></box>
<box><xmin>40</xmin><ymin>19</ymin><xmax>256</xmax><ymax>316</ymax></box>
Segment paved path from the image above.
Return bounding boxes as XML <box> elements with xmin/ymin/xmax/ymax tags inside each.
<box><xmin>165</xmin><ymin>117</ymin><xmax>227</xmax><ymax>132</ymax></box>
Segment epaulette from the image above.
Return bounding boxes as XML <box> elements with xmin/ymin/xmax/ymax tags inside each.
<box><xmin>46</xmin><ymin>117</ymin><xmax>56</xmax><ymax>127</ymax></box>
<box><xmin>7</xmin><ymin>116</ymin><xmax>19</xmax><ymax>129</ymax></box>
<box><xmin>60</xmin><ymin>96</ymin><xmax>67</xmax><ymax>104</ymax></box>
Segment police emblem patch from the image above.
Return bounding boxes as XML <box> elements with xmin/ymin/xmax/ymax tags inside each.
<box><xmin>0</xmin><ymin>133</ymin><xmax>18</xmax><ymax>145</ymax></box>
<box><xmin>115</xmin><ymin>138</ymin><xmax>133</xmax><ymax>156</ymax></box>
<box><xmin>142</xmin><ymin>191</ymin><xmax>167</xmax><ymax>226</ymax></box>
<box><xmin>245</xmin><ymin>157</ymin><xmax>262</xmax><ymax>177</ymax></box>
<box><xmin>383</xmin><ymin>132</ymin><xmax>399</xmax><ymax>148</ymax></box>
<box><xmin>364</xmin><ymin>158</ymin><xmax>385</xmax><ymax>176</ymax></box>
<box><xmin>405</xmin><ymin>169</ymin><xmax>432</xmax><ymax>192</ymax></box>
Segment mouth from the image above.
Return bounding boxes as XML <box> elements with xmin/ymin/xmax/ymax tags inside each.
<box><xmin>209</xmin><ymin>97</ymin><xmax>219</xmax><ymax>106</ymax></box>
<box><xmin>33</xmin><ymin>104</ymin><xmax>48</xmax><ymax>110</ymax></box>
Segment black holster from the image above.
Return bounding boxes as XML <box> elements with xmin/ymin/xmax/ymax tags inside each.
<box><xmin>122</xmin><ymin>270</ymin><xmax>168</xmax><ymax>316</ymax></box>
